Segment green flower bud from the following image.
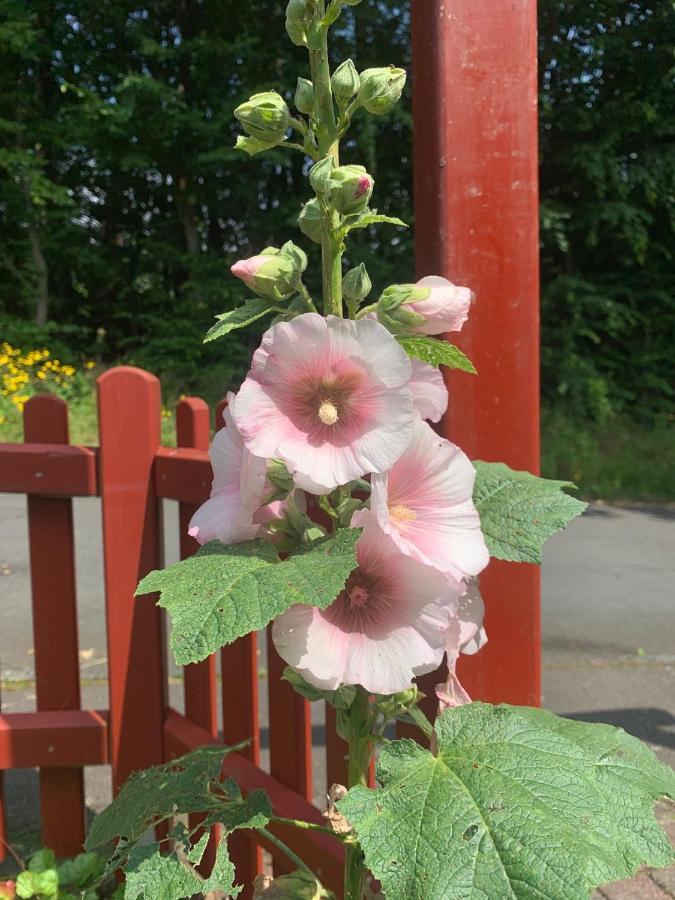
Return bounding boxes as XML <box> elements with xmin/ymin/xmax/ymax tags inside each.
<box><xmin>285</xmin><ymin>0</ymin><xmax>313</xmax><ymax>47</ymax></box>
<box><xmin>343</xmin><ymin>262</ymin><xmax>372</xmax><ymax>302</ymax></box>
<box><xmin>376</xmin><ymin>283</ymin><xmax>429</xmax><ymax>333</ymax></box>
<box><xmin>234</xmin><ymin>91</ymin><xmax>290</xmax><ymax>148</ymax></box>
<box><xmin>309</xmin><ymin>157</ymin><xmax>335</xmax><ymax>195</ymax></box>
<box><xmin>298</xmin><ymin>198</ymin><xmax>323</xmax><ymax>244</ymax></box>
<box><xmin>279</xmin><ymin>240</ymin><xmax>308</xmax><ymax>273</ymax></box>
<box><xmin>329</xmin><ymin>164</ymin><xmax>374</xmax><ymax>215</ymax></box>
<box><xmin>357</xmin><ymin>66</ymin><xmax>407</xmax><ymax>116</ymax></box>
<box><xmin>331</xmin><ymin>59</ymin><xmax>360</xmax><ymax>106</ymax></box>
<box><xmin>231</xmin><ymin>245</ymin><xmax>303</xmax><ymax>301</ymax></box>
<box><xmin>295</xmin><ymin>77</ymin><xmax>314</xmax><ymax>115</ymax></box>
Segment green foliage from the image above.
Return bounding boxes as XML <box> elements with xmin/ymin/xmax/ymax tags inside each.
<box><xmin>204</xmin><ymin>297</ymin><xmax>276</xmax><ymax>343</ymax></box>
<box><xmin>539</xmin><ymin>0</ymin><xmax>675</xmax><ymax>420</ymax></box>
<box><xmin>86</xmin><ymin>745</ymin><xmax>270</xmax><ymax>851</ymax></box>
<box><xmin>339</xmin><ymin>703</ymin><xmax>675</xmax><ymax>900</ymax></box>
<box><xmin>396</xmin><ymin>335</ymin><xmax>476</xmax><ymax>373</ymax></box>
<box><xmin>136</xmin><ymin>528</ymin><xmax>361</xmax><ymax>665</ymax></box>
<box><xmin>473</xmin><ymin>461</ymin><xmax>587</xmax><ymax>562</ymax></box>
<box><xmin>541</xmin><ymin>406</ymin><xmax>675</xmax><ymax>501</ymax></box>
<box><xmin>87</xmin><ymin>746</ymin><xmax>271</xmax><ymax>899</ymax></box>
<box><xmin>12</xmin><ymin>847</ymin><xmax>110</xmax><ymax>900</ymax></box>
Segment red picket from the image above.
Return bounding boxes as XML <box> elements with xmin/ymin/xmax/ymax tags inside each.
<box><xmin>23</xmin><ymin>395</ymin><xmax>85</xmax><ymax>856</ymax></box>
<box><xmin>214</xmin><ymin>397</ymin><xmax>262</xmax><ymax>888</ymax></box>
<box><xmin>176</xmin><ymin>398</ymin><xmax>217</xmax><ymax>736</ymax></box>
<box><xmin>175</xmin><ymin>398</ymin><xmax>219</xmax><ymax>870</ymax></box>
<box><xmin>97</xmin><ymin>368</ymin><xmax>167</xmax><ymax>792</ymax></box>
<box><xmin>410</xmin><ymin>0</ymin><xmax>541</xmax><ymax>714</ymax></box>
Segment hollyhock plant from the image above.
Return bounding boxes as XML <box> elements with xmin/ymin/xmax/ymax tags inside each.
<box><xmin>188</xmin><ymin>394</ymin><xmax>268</xmax><ymax>546</ymax></box>
<box><xmin>409</xmin><ymin>357</ymin><xmax>449</xmax><ymax>422</ymax></box>
<box><xmin>106</xmin><ymin>5</ymin><xmax>673</xmax><ymax>900</ymax></box>
<box><xmin>272</xmin><ymin>524</ymin><xmax>461</xmax><ymax>694</ymax></box>
<box><xmin>355</xmin><ymin>417</ymin><xmax>489</xmax><ymax>582</ymax></box>
<box><xmin>233</xmin><ymin>312</ymin><xmax>415</xmax><ymax>493</ymax></box>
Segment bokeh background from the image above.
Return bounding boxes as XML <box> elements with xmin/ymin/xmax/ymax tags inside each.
<box><xmin>1</xmin><ymin>0</ymin><xmax>673</xmax><ymax>500</ymax></box>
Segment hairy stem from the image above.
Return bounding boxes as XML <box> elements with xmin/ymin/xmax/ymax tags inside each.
<box><xmin>344</xmin><ymin>687</ymin><xmax>371</xmax><ymax>900</ymax></box>
<box><xmin>258</xmin><ymin>827</ymin><xmax>317</xmax><ymax>879</ymax></box>
<box><xmin>269</xmin><ymin>815</ymin><xmax>349</xmax><ymax>840</ymax></box>
<box><xmin>309</xmin><ymin>1</ymin><xmax>343</xmax><ymax>317</ymax></box>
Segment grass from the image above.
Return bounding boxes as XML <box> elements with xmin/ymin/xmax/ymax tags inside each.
<box><xmin>541</xmin><ymin>407</ymin><xmax>675</xmax><ymax>503</ymax></box>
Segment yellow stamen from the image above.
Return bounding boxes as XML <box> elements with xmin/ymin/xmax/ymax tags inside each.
<box><xmin>318</xmin><ymin>399</ymin><xmax>339</xmax><ymax>426</ymax></box>
<box><xmin>389</xmin><ymin>504</ymin><xmax>417</xmax><ymax>524</ymax></box>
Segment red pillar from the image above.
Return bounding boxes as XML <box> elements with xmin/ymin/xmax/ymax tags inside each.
<box><xmin>412</xmin><ymin>0</ymin><xmax>541</xmax><ymax>706</ymax></box>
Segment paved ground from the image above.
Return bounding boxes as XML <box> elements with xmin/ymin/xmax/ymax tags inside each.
<box><xmin>1</xmin><ymin>495</ymin><xmax>674</xmax><ymax>892</ymax></box>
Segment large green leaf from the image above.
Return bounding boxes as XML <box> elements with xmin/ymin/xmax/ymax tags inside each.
<box><xmin>137</xmin><ymin>529</ymin><xmax>360</xmax><ymax>665</ymax></box>
<box><xmin>340</xmin><ymin>703</ymin><xmax>675</xmax><ymax>900</ymax></box>
<box><xmin>396</xmin><ymin>335</ymin><xmax>477</xmax><ymax>373</ymax></box>
<box><xmin>203</xmin><ymin>297</ymin><xmax>274</xmax><ymax>343</ymax></box>
<box><xmin>473</xmin><ymin>461</ymin><xmax>587</xmax><ymax>563</ymax></box>
<box><xmin>86</xmin><ymin>744</ymin><xmax>270</xmax><ymax>850</ymax></box>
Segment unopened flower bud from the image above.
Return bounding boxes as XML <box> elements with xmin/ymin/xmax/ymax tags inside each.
<box><xmin>376</xmin><ymin>283</ymin><xmax>429</xmax><ymax>333</ymax></box>
<box><xmin>401</xmin><ymin>275</ymin><xmax>474</xmax><ymax>335</ymax></box>
<box><xmin>309</xmin><ymin>157</ymin><xmax>335</xmax><ymax>195</ymax></box>
<box><xmin>295</xmin><ymin>77</ymin><xmax>314</xmax><ymax>115</ymax></box>
<box><xmin>285</xmin><ymin>0</ymin><xmax>313</xmax><ymax>47</ymax></box>
<box><xmin>343</xmin><ymin>263</ymin><xmax>372</xmax><ymax>302</ymax></box>
<box><xmin>298</xmin><ymin>198</ymin><xmax>323</xmax><ymax>244</ymax></box>
<box><xmin>279</xmin><ymin>240</ymin><xmax>308</xmax><ymax>273</ymax></box>
<box><xmin>357</xmin><ymin>66</ymin><xmax>407</xmax><ymax>116</ymax></box>
<box><xmin>231</xmin><ymin>246</ymin><xmax>302</xmax><ymax>301</ymax></box>
<box><xmin>331</xmin><ymin>59</ymin><xmax>360</xmax><ymax>106</ymax></box>
<box><xmin>329</xmin><ymin>164</ymin><xmax>373</xmax><ymax>214</ymax></box>
<box><xmin>234</xmin><ymin>92</ymin><xmax>290</xmax><ymax>149</ymax></box>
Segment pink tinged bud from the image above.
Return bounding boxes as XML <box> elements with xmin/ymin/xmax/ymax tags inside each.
<box><xmin>404</xmin><ymin>275</ymin><xmax>474</xmax><ymax>335</ymax></box>
<box><xmin>231</xmin><ymin>254</ymin><xmax>274</xmax><ymax>286</ymax></box>
<box><xmin>355</xmin><ymin>174</ymin><xmax>372</xmax><ymax>198</ymax></box>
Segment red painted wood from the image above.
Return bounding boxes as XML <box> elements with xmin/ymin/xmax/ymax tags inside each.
<box><xmin>154</xmin><ymin>446</ymin><xmax>211</xmax><ymax>503</ymax></box>
<box><xmin>98</xmin><ymin>368</ymin><xmax>167</xmax><ymax>792</ymax></box>
<box><xmin>0</xmin><ymin>681</ymin><xmax>5</xmax><ymax>861</ymax></box>
<box><xmin>164</xmin><ymin>709</ymin><xmax>344</xmax><ymax>894</ymax></box>
<box><xmin>0</xmin><ymin>711</ymin><xmax>108</xmax><ymax>768</ymax></box>
<box><xmin>23</xmin><ymin>396</ymin><xmax>86</xmax><ymax>855</ymax></box>
<box><xmin>411</xmin><ymin>0</ymin><xmax>541</xmax><ymax>709</ymax></box>
<box><xmin>175</xmin><ymin>398</ymin><xmax>219</xmax><ymax>870</ymax></box>
<box><xmin>0</xmin><ymin>443</ymin><xmax>98</xmax><ymax>496</ymax></box>
<box><xmin>212</xmin><ymin>396</ymin><xmax>262</xmax><ymax>887</ymax></box>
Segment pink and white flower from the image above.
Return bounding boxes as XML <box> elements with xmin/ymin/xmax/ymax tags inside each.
<box><xmin>233</xmin><ymin>313</ymin><xmax>415</xmax><ymax>494</ymax></box>
<box><xmin>436</xmin><ymin>580</ymin><xmax>487</xmax><ymax>712</ymax></box>
<box><xmin>409</xmin><ymin>358</ymin><xmax>448</xmax><ymax>423</ymax></box>
<box><xmin>272</xmin><ymin>525</ymin><xmax>461</xmax><ymax>695</ymax></box>
<box><xmin>405</xmin><ymin>275</ymin><xmax>473</xmax><ymax>335</ymax></box>
<box><xmin>188</xmin><ymin>394</ymin><xmax>268</xmax><ymax>546</ymax></box>
<box><xmin>354</xmin><ymin>418</ymin><xmax>489</xmax><ymax>582</ymax></box>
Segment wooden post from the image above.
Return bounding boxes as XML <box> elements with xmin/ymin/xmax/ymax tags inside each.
<box><xmin>98</xmin><ymin>368</ymin><xmax>167</xmax><ymax>792</ymax></box>
<box><xmin>24</xmin><ymin>395</ymin><xmax>85</xmax><ymax>856</ymax></box>
<box><xmin>411</xmin><ymin>0</ymin><xmax>541</xmax><ymax>707</ymax></box>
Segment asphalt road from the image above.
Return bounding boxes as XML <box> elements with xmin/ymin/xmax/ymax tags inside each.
<box><xmin>0</xmin><ymin>494</ymin><xmax>673</xmax><ymax>854</ymax></box>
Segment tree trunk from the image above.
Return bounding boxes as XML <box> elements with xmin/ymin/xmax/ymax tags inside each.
<box><xmin>28</xmin><ymin>225</ymin><xmax>49</xmax><ymax>325</ymax></box>
<box><xmin>174</xmin><ymin>176</ymin><xmax>200</xmax><ymax>256</ymax></box>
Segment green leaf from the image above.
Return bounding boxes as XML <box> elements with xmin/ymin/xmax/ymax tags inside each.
<box><xmin>16</xmin><ymin>869</ymin><xmax>59</xmax><ymax>899</ymax></box>
<box><xmin>396</xmin><ymin>334</ymin><xmax>477</xmax><ymax>373</ymax></box>
<box><xmin>86</xmin><ymin>745</ymin><xmax>271</xmax><ymax>850</ymax></box>
<box><xmin>342</xmin><ymin>211</ymin><xmax>408</xmax><ymax>236</ymax></box>
<box><xmin>203</xmin><ymin>297</ymin><xmax>274</xmax><ymax>343</ymax></box>
<box><xmin>137</xmin><ymin>529</ymin><xmax>360</xmax><ymax>666</ymax></box>
<box><xmin>283</xmin><ymin>666</ymin><xmax>357</xmax><ymax>710</ymax></box>
<box><xmin>473</xmin><ymin>461</ymin><xmax>587</xmax><ymax>563</ymax></box>
<box><xmin>339</xmin><ymin>702</ymin><xmax>675</xmax><ymax>900</ymax></box>
<box><xmin>124</xmin><ymin>835</ymin><xmax>238</xmax><ymax>900</ymax></box>
<box><xmin>254</xmin><ymin>868</ymin><xmax>333</xmax><ymax>898</ymax></box>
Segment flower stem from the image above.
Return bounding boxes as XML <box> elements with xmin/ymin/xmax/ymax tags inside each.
<box><xmin>258</xmin><ymin>826</ymin><xmax>317</xmax><ymax>879</ymax></box>
<box><xmin>269</xmin><ymin>815</ymin><xmax>350</xmax><ymax>840</ymax></box>
<box><xmin>344</xmin><ymin>686</ymin><xmax>372</xmax><ymax>900</ymax></box>
<box><xmin>309</xmin><ymin>1</ymin><xmax>343</xmax><ymax>318</ymax></box>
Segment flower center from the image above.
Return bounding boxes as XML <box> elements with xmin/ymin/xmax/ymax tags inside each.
<box><xmin>389</xmin><ymin>504</ymin><xmax>417</xmax><ymax>525</ymax></box>
<box><xmin>348</xmin><ymin>585</ymin><xmax>369</xmax><ymax>609</ymax></box>
<box><xmin>318</xmin><ymin>398</ymin><xmax>340</xmax><ymax>426</ymax></box>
